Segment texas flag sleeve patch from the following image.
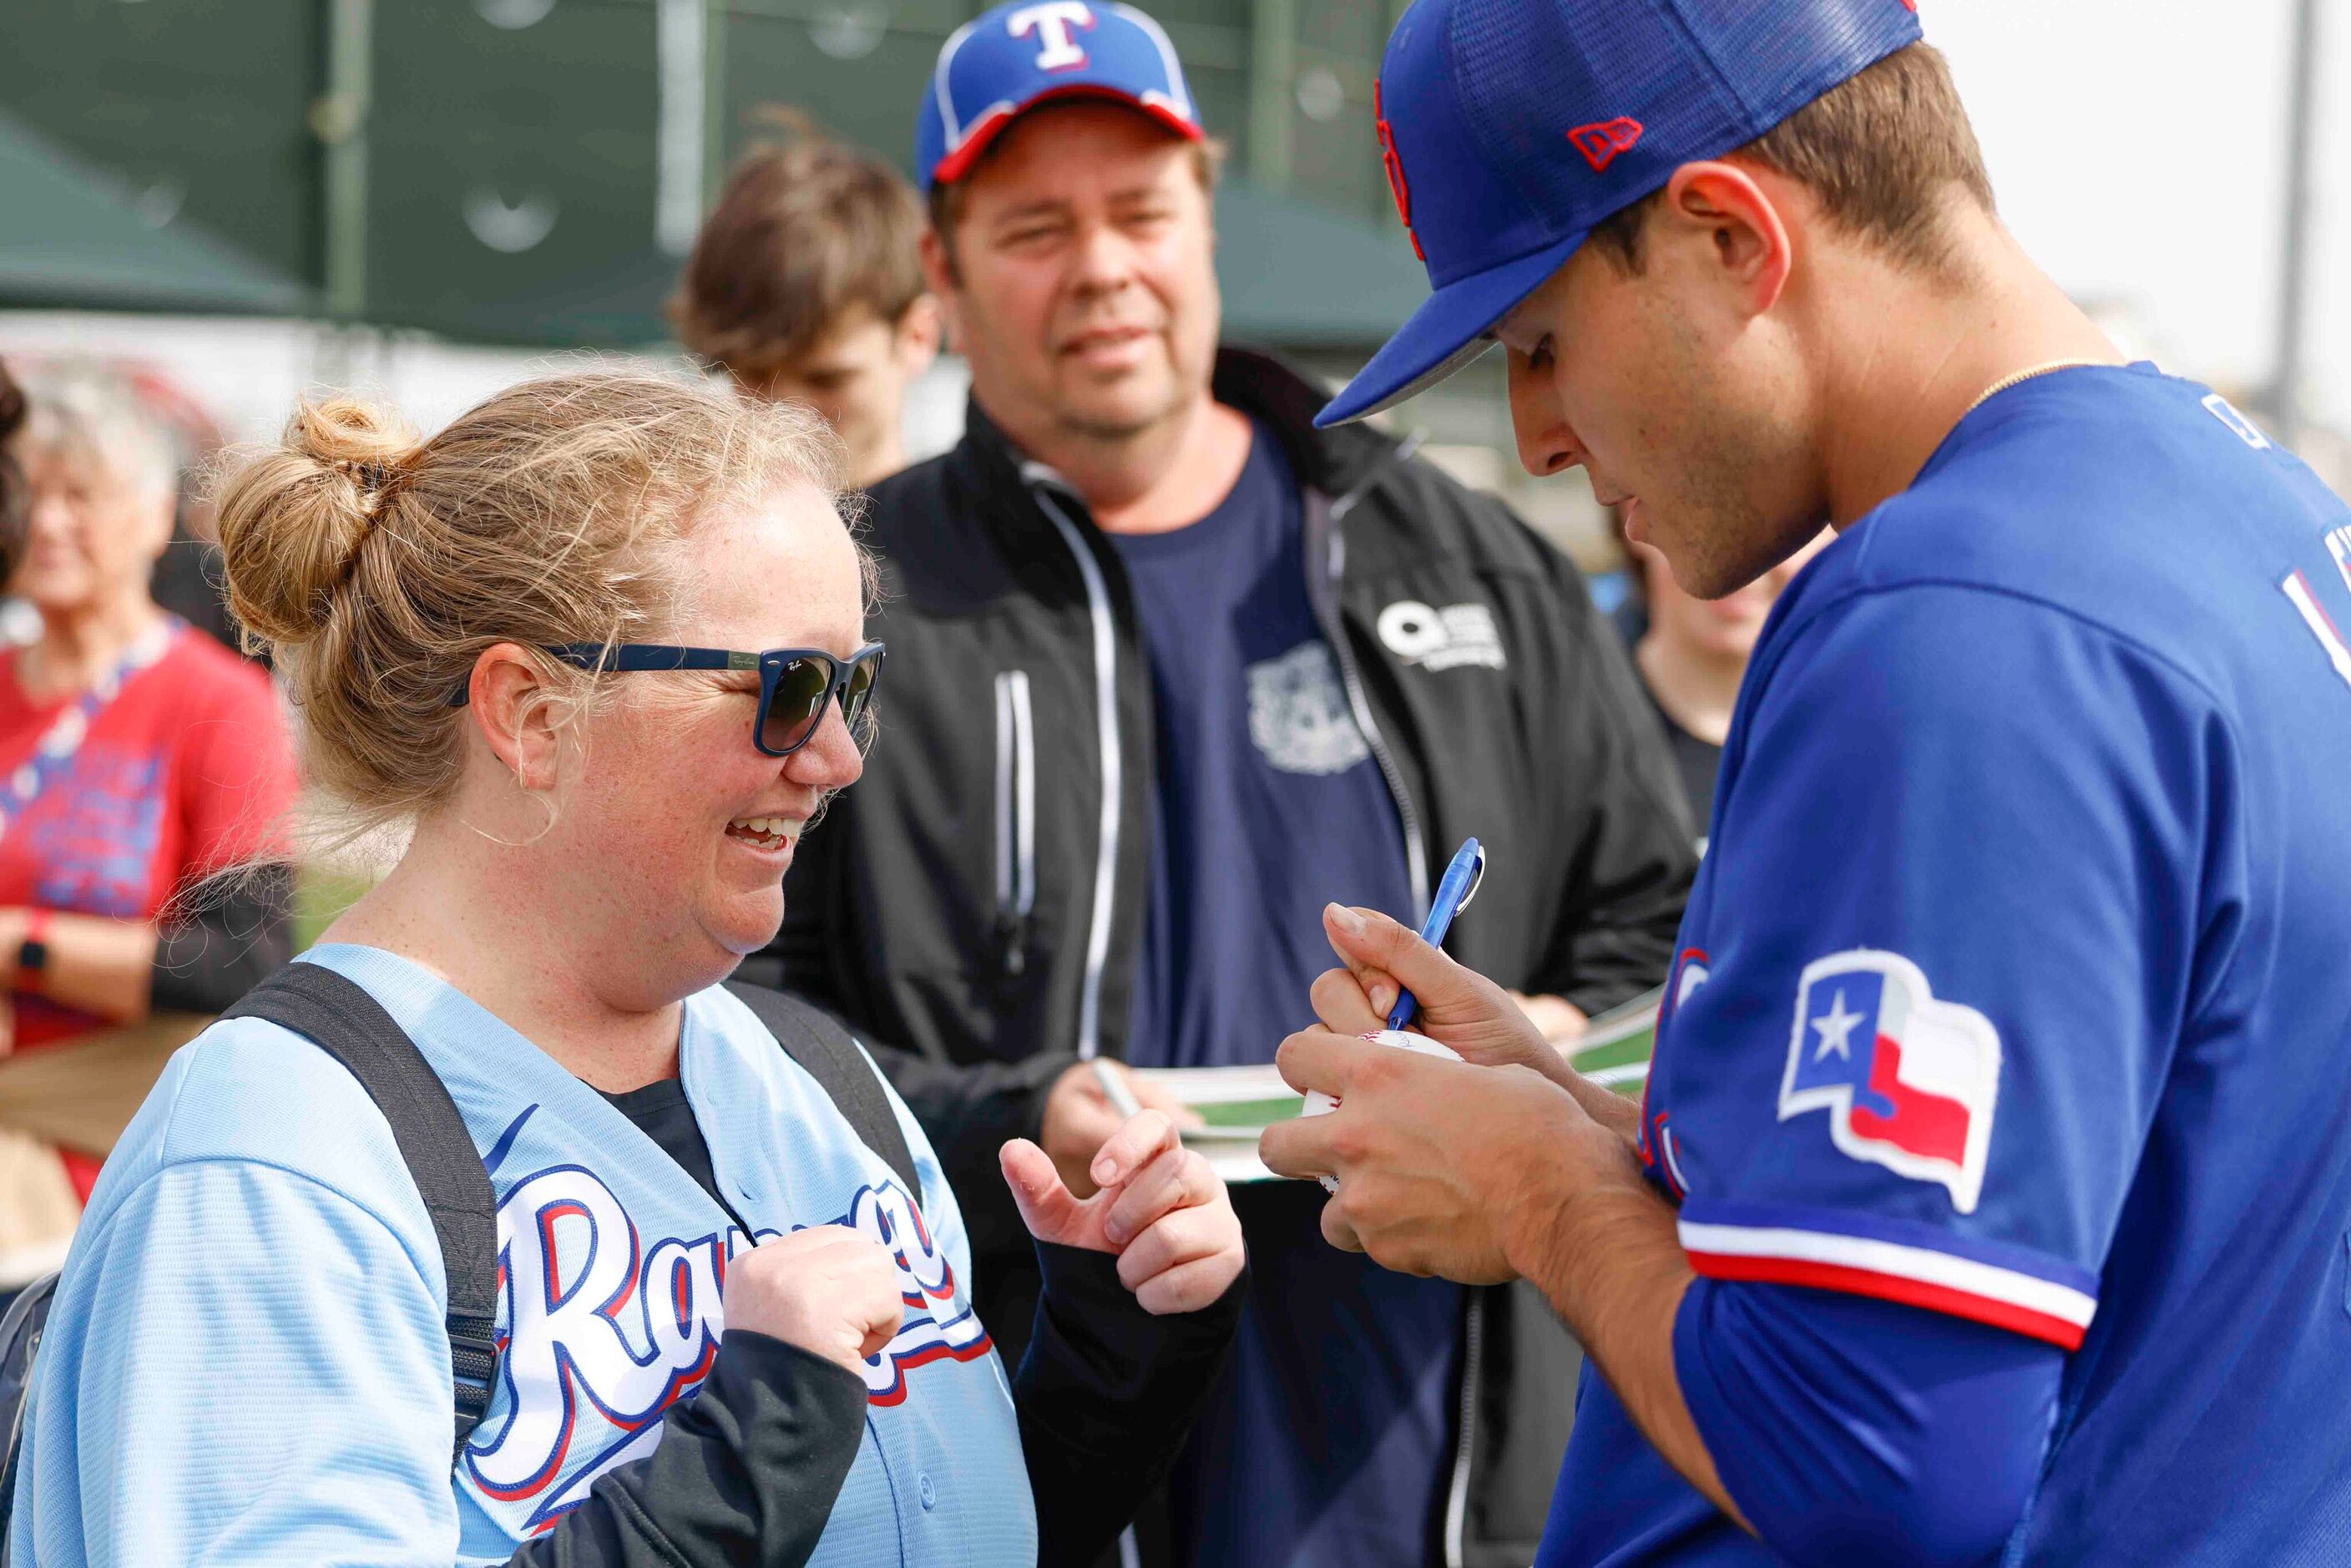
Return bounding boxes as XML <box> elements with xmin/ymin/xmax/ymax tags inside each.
<box><xmin>1674</xmin><ymin>948</ymin><xmax>2096</xmax><ymax>1352</ymax></box>
<box><xmin>1777</xmin><ymin>949</ymin><xmax>2000</xmax><ymax>1213</ymax></box>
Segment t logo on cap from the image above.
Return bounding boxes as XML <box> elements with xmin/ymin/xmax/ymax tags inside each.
<box><xmin>916</xmin><ymin>0</ymin><xmax>1205</xmax><ymax>193</ymax></box>
<box><xmin>1009</xmin><ymin>2</ymin><xmax>1095</xmax><ymax>72</ymax></box>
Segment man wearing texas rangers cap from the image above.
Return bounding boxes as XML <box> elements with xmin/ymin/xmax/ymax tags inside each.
<box><xmin>918</xmin><ymin>0</ymin><xmax>1202</xmax><ymax>186</ymax></box>
<box><xmin>1263</xmin><ymin>0</ymin><xmax>2351</xmax><ymax>1562</ymax></box>
<box><xmin>758</xmin><ymin>1</ymin><xmax>1704</xmax><ymax>1563</ymax></box>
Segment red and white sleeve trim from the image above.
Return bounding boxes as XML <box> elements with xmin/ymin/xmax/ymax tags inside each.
<box><xmin>1679</xmin><ymin>1219</ymin><xmax>2096</xmax><ymax>1350</ymax></box>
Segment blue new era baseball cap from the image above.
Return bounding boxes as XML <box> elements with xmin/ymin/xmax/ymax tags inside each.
<box><xmin>917</xmin><ymin>1</ymin><xmax>1203</xmax><ymax>194</ymax></box>
<box><xmin>1318</xmin><ymin>0</ymin><xmax>1924</xmax><ymax>427</ymax></box>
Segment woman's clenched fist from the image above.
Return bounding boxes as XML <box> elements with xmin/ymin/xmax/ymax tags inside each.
<box><xmin>722</xmin><ymin>1223</ymin><xmax>905</xmax><ymax>1373</ymax></box>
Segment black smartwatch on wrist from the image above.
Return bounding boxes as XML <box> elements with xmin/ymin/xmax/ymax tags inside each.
<box><xmin>18</xmin><ymin>908</ymin><xmax>51</xmax><ymax>989</ymax></box>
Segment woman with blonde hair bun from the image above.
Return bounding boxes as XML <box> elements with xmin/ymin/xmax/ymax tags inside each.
<box><xmin>8</xmin><ymin>371</ymin><xmax>1244</xmax><ymax>1566</ymax></box>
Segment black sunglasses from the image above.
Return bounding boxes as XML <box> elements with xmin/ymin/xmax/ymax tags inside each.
<box><xmin>450</xmin><ymin>642</ymin><xmax>885</xmax><ymax>758</ymax></box>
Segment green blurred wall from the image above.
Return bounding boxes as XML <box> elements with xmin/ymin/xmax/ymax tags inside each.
<box><xmin>0</xmin><ymin>0</ymin><xmax>1418</xmax><ymax>345</ymax></box>
<box><xmin>0</xmin><ymin>0</ymin><xmax>322</xmax><ymax>283</ymax></box>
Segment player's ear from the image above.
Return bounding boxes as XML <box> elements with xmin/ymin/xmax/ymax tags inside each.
<box><xmin>1660</xmin><ymin>160</ymin><xmax>1793</xmax><ymax>320</ymax></box>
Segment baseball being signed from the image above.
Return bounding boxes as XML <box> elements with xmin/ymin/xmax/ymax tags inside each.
<box><xmin>1300</xmin><ymin>1029</ymin><xmax>1464</xmax><ymax>1191</ymax></box>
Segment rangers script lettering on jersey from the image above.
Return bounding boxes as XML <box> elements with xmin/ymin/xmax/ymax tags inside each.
<box><xmin>473</xmin><ymin>1163</ymin><xmax>993</xmax><ymax>1530</ymax></box>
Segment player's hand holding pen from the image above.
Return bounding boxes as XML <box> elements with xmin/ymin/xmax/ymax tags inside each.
<box><xmin>1309</xmin><ymin>905</ymin><xmax>1639</xmax><ymax>1141</ymax></box>
<box><xmin>1261</xmin><ymin>901</ymin><xmax>1644</xmax><ymax>1281</ymax></box>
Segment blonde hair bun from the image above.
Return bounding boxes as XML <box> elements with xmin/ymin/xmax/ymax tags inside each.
<box><xmin>215</xmin><ymin>397</ymin><xmax>422</xmax><ymax>646</ymax></box>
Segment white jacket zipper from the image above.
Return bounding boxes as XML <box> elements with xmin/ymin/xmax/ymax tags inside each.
<box><xmin>1313</xmin><ymin>488</ymin><xmax>1432</xmax><ymax>920</ymax></box>
<box><xmin>993</xmin><ymin>670</ymin><xmax>1038</xmax><ymax>974</ymax></box>
<box><xmin>1443</xmin><ymin>1289</ymin><xmax>1483</xmax><ymax>1566</ymax></box>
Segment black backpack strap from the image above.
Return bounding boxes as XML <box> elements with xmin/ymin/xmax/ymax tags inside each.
<box><xmin>723</xmin><ymin>981</ymin><xmax>924</xmax><ymax>1204</ymax></box>
<box><xmin>223</xmin><ymin>964</ymin><xmax>499</xmax><ymax>1465</ymax></box>
<box><xmin>0</xmin><ymin>1272</ymin><xmax>60</xmax><ymax>1560</ymax></box>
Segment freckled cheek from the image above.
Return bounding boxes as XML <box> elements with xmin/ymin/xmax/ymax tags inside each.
<box><xmin>594</xmin><ymin>711</ymin><xmax>761</xmax><ymax>820</ymax></box>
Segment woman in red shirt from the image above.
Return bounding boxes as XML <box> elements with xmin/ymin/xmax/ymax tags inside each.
<box><xmin>0</xmin><ymin>364</ymin><xmax>298</xmax><ymax>1245</ymax></box>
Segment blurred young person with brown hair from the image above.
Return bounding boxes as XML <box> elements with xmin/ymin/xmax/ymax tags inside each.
<box><xmin>672</xmin><ymin>111</ymin><xmax>942</xmax><ymax>488</ymax></box>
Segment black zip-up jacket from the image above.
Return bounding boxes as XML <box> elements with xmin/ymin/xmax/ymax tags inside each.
<box><xmin>751</xmin><ymin>348</ymin><xmax>1697</xmax><ymax>1565</ymax></box>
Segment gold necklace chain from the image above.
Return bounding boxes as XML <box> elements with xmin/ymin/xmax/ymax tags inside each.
<box><xmin>1964</xmin><ymin>359</ymin><xmax>2115</xmax><ymax>417</ymax></box>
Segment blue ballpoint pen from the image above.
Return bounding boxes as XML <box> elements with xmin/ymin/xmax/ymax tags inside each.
<box><xmin>1385</xmin><ymin>837</ymin><xmax>1486</xmax><ymax>1031</ymax></box>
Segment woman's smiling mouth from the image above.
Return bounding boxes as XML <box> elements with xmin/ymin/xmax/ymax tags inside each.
<box><xmin>726</xmin><ymin>814</ymin><xmax>801</xmax><ymax>852</ymax></box>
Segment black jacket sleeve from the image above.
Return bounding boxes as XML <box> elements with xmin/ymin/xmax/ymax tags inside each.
<box><xmin>1016</xmin><ymin>1242</ymin><xmax>1248</xmax><ymax>1568</ymax></box>
<box><xmin>1521</xmin><ymin>541</ymin><xmax>1697</xmax><ymax>1015</ymax></box>
<box><xmin>150</xmin><ymin>862</ymin><xmax>295</xmax><ymax>1014</ymax></box>
<box><xmin>507</xmin><ymin>1329</ymin><xmax>869</xmax><ymax>1568</ymax></box>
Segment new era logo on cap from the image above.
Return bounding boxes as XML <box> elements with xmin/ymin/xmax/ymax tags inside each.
<box><xmin>1569</xmin><ymin>116</ymin><xmax>1644</xmax><ymax>173</ymax></box>
<box><xmin>917</xmin><ymin>0</ymin><xmax>1203</xmax><ymax>192</ymax></box>
<box><xmin>1320</xmin><ymin>0</ymin><xmax>1925</xmax><ymax>427</ymax></box>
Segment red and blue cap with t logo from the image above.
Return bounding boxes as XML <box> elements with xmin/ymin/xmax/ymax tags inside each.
<box><xmin>917</xmin><ymin>1</ymin><xmax>1203</xmax><ymax>194</ymax></box>
<box><xmin>1318</xmin><ymin>0</ymin><xmax>1924</xmax><ymax>427</ymax></box>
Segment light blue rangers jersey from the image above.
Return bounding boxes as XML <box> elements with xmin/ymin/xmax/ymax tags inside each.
<box><xmin>11</xmin><ymin>943</ymin><xmax>1038</xmax><ymax>1565</ymax></box>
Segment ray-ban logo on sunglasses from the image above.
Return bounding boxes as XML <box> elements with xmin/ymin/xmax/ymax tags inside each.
<box><xmin>448</xmin><ymin>642</ymin><xmax>885</xmax><ymax>756</ymax></box>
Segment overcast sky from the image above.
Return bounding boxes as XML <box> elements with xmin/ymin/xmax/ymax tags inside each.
<box><xmin>1929</xmin><ymin>0</ymin><xmax>2345</xmax><ymax>427</ymax></box>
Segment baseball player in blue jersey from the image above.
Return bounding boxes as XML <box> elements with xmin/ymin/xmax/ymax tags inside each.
<box><xmin>1261</xmin><ymin>1</ymin><xmax>2351</xmax><ymax>1563</ymax></box>
<box><xmin>10</xmin><ymin>372</ymin><xmax>1246</xmax><ymax>1566</ymax></box>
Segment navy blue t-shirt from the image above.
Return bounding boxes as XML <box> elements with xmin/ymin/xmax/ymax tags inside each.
<box><xmin>1110</xmin><ymin>422</ymin><xmax>1462</xmax><ymax>1568</ymax></box>
<box><xmin>1111</xmin><ymin>422</ymin><xmax>1413</xmax><ymax>1074</ymax></box>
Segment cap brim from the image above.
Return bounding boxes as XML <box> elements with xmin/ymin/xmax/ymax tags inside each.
<box><xmin>1315</xmin><ymin>229</ymin><xmax>1588</xmax><ymax>427</ymax></box>
<box><xmin>930</xmin><ymin>87</ymin><xmax>1202</xmax><ymax>189</ymax></box>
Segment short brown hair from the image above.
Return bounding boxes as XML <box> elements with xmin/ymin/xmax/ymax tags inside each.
<box><xmin>215</xmin><ymin>372</ymin><xmax>847</xmax><ymax>838</ymax></box>
<box><xmin>1589</xmin><ymin>43</ymin><xmax>1993</xmax><ymax>275</ymax></box>
<box><xmin>670</xmin><ymin>109</ymin><xmax>925</xmax><ymax>378</ymax></box>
